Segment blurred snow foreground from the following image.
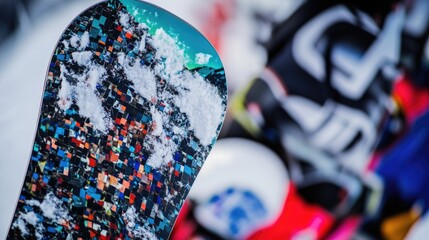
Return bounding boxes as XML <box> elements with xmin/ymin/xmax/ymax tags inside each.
<box><xmin>0</xmin><ymin>0</ymin><xmax>296</xmax><ymax>238</ymax></box>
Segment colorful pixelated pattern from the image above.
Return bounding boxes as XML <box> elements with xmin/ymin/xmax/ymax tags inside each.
<box><xmin>8</xmin><ymin>0</ymin><xmax>226</xmax><ymax>239</ymax></box>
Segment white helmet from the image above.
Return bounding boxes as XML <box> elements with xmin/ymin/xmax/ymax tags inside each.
<box><xmin>188</xmin><ymin>138</ymin><xmax>289</xmax><ymax>239</ymax></box>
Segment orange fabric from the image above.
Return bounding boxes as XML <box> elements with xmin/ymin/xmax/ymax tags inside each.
<box><xmin>381</xmin><ymin>209</ymin><xmax>420</xmax><ymax>240</ymax></box>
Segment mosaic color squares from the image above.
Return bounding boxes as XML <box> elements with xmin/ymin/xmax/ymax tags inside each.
<box><xmin>8</xmin><ymin>0</ymin><xmax>226</xmax><ymax>239</ymax></box>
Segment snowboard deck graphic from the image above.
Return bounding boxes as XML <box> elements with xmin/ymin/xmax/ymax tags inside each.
<box><xmin>8</xmin><ymin>0</ymin><xmax>227</xmax><ymax>239</ymax></box>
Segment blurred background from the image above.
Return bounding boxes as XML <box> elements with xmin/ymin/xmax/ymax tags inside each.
<box><xmin>2</xmin><ymin>0</ymin><xmax>429</xmax><ymax>239</ymax></box>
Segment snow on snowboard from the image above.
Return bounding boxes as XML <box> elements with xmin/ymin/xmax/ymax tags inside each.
<box><xmin>7</xmin><ymin>0</ymin><xmax>227</xmax><ymax>239</ymax></box>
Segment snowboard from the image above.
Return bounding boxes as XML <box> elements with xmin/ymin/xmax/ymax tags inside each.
<box><xmin>7</xmin><ymin>0</ymin><xmax>227</xmax><ymax>239</ymax></box>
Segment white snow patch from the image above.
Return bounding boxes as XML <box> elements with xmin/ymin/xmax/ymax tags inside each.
<box><xmin>35</xmin><ymin>225</ymin><xmax>45</xmax><ymax>240</ymax></box>
<box><xmin>68</xmin><ymin>32</ymin><xmax>90</xmax><ymax>50</ymax></box>
<box><xmin>139</xmin><ymin>35</ymin><xmax>147</xmax><ymax>52</ymax></box>
<box><xmin>149</xmin><ymin>29</ymin><xmax>223</xmax><ymax>145</ymax></box>
<box><xmin>76</xmin><ymin>83</ymin><xmax>111</xmax><ymax>133</ymax></box>
<box><xmin>69</xmin><ymin>35</ymin><xmax>79</xmax><ymax>48</ymax></box>
<box><xmin>123</xmin><ymin>206</ymin><xmax>157</xmax><ymax>240</ymax></box>
<box><xmin>150</xmin><ymin>28</ymin><xmax>187</xmax><ymax>77</ymax></box>
<box><xmin>58</xmin><ymin>61</ymin><xmax>112</xmax><ymax>133</ymax></box>
<box><xmin>20</xmin><ymin>212</ymin><xmax>39</xmax><ymax>226</ymax></box>
<box><xmin>62</xmin><ymin>40</ymin><xmax>69</xmax><ymax>50</ymax></box>
<box><xmin>118</xmin><ymin>52</ymin><xmax>126</xmax><ymax>65</ymax></box>
<box><xmin>122</xmin><ymin>57</ymin><xmax>157</xmax><ymax>101</ymax></box>
<box><xmin>14</xmin><ymin>192</ymin><xmax>72</xmax><ymax>238</ymax></box>
<box><xmin>145</xmin><ymin>131</ymin><xmax>178</xmax><ymax>168</ymax></box>
<box><xmin>119</xmin><ymin>11</ymin><xmax>133</xmax><ymax>32</ymax></box>
<box><xmin>150</xmin><ymin>106</ymin><xmax>163</xmax><ymax>137</ymax></box>
<box><xmin>173</xmin><ymin>71</ymin><xmax>224</xmax><ymax>146</ymax></box>
<box><xmin>112</xmin><ymin>26</ymin><xmax>225</xmax><ymax>168</ymax></box>
<box><xmin>79</xmin><ymin>31</ymin><xmax>90</xmax><ymax>50</ymax></box>
<box><xmin>37</xmin><ymin>192</ymin><xmax>72</xmax><ymax>222</ymax></box>
<box><xmin>195</xmin><ymin>53</ymin><xmax>212</xmax><ymax>65</ymax></box>
<box><xmin>57</xmin><ymin>77</ymin><xmax>73</xmax><ymax>110</ymax></box>
<box><xmin>138</xmin><ymin>23</ymin><xmax>148</xmax><ymax>52</ymax></box>
<box><xmin>12</xmin><ymin>218</ymin><xmax>29</xmax><ymax>236</ymax></box>
<box><xmin>71</xmin><ymin>51</ymin><xmax>93</xmax><ymax>66</ymax></box>
<box><xmin>86</xmin><ymin>65</ymin><xmax>107</xmax><ymax>90</ymax></box>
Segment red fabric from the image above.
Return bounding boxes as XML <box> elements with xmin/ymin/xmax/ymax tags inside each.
<box><xmin>248</xmin><ymin>184</ymin><xmax>334</xmax><ymax>240</ymax></box>
<box><xmin>170</xmin><ymin>201</ymin><xmax>196</xmax><ymax>240</ymax></box>
<box><xmin>393</xmin><ymin>75</ymin><xmax>429</xmax><ymax>124</ymax></box>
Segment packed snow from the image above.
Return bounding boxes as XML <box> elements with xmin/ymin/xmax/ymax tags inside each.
<box><xmin>123</xmin><ymin>206</ymin><xmax>157</xmax><ymax>240</ymax></box>
<box><xmin>57</xmin><ymin>55</ymin><xmax>112</xmax><ymax>133</ymax></box>
<box><xmin>120</xmin><ymin>54</ymin><xmax>157</xmax><ymax>102</ymax></box>
<box><xmin>12</xmin><ymin>192</ymin><xmax>73</xmax><ymax>239</ymax></box>
<box><xmin>71</xmin><ymin>51</ymin><xmax>92</xmax><ymax>66</ymax></box>
<box><xmin>195</xmin><ymin>53</ymin><xmax>212</xmax><ymax>65</ymax></box>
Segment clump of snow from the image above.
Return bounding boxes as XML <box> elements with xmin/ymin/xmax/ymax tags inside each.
<box><xmin>119</xmin><ymin>11</ymin><xmax>133</xmax><ymax>32</ymax></box>
<box><xmin>13</xmin><ymin>192</ymin><xmax>72</xmax><ymax>239</ymax></box>
<box><xmin>123</xmin><ymin>206</ymin><xmax>137</xmax><ymax>229</ymax></box>
<box><xmin>145</xmin><ymin>132</ymin><xmax>177</xmax><ymax>168</ymax></box>
<box><xmin>57</xmin><ymin>60</ymin><xmax>113</xmax><ymax>133</ymax></box>
<box><xmin>68</xmin><ymin>31</ymin><xmax>90</xmax><ymax>50</ymax></box>
<box><xmin>12</xmin><ymin>218</ymin><xmax>29</xmax><ymax>236</ymax></box>
<box><xmin>137</xmin><ymin>24</ymin><xmax>148</xmax><ymax>52</ymax></box>
<box><xmin>76</xmin><ymin>82</ymin><xmax>111</xmax><ymax>133</ymax></box>
<box><xmin>195</xmin><ymin>53</ymin><xmax>212</xmax><ymax>65</ymax></box>
<box><xmin>57</xmin><ymin>76</ymin><xmax>73</xmax><ymax>110</ymax></box>
<box><xmin>139</xmin><ymin>35</ymin><xmax>147</xmax><ymax>52</ymax></box>
<box><xmin>172</xmin><ymin>71</ymin><xmax>224</xmax><ymax>146</ymax></box>
<box><xmin>121</xmin><ymin>56</ymin><xmax>157</xmax><ymax>101</ymax></box>
<box><xmin>71</xmin><ymin>51</ymin><xmax>93</xmax><ymax>66</ymax></box>
<box><xmin>20</xmin><ymin>212</ymin><xmax>39</xmax><ymax>226</ymax></box>
<box><xmin>145</xmin><ymin>26</ymin><xmax>224</xmax><ymax>147</ymax></box>
<box><xmin>150</xmin><ymin>28</ymin><xmax>187</xmax><ymax>77</ymax></box>
<box><xmin>69</xmin><ymin>35</ymin><xmax>79</xmax><ymax>48</ymax></box>
<box><xmin>150</xmin><ymin>106</ymin><xmax>163</xmax><ymax>137</ymax></box>
<box><xmin>35</xmin><ymin>225</ymin><xmax>45</xmax><ymax>240</ymax></box>
<box><xmin>144</xmin><ymin>105</ymin><xmax>179</xmax><ymax>168</ymax></box>
<box><xmin>79</xmin><ymin>31</ymin><xmax>90</xmax><ymax>50</ymax></box>
<box><xmin>122</xmin><ymin>206</ymin><xmax>157</xmax><ymax>240</ymax></box>
<box><xmin>86</xmin><ymin>65</ymin><xmax>107</xmax><ymax>90</ymax></box>
<box><xmin>27</xmin><ymin>192</ymin><xmax>72</xmax><ymax>223</ymax></box>
<box><xmin>62</xmin><ymin>40</ymin><xmax>69</xmax><ymax>50</ymax></box>
<box><xmin>118</xmin><ymin>52</ymin><xmax>126</xmax><ymax>65</ymax></box>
